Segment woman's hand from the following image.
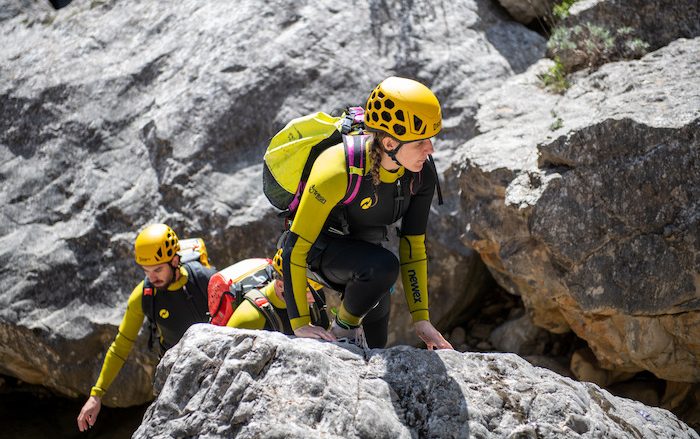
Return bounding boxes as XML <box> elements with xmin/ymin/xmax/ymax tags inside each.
<box><xmin>294</xmin><ymin>323</ymin><xmax>337</xmax><ymax>342</ymax></box>
<box><xmin>77</xmin><ymin>395</ymin><xmax>102</xmax><ymax>431</ymax></box>
<box><xmin>414</xmin><ymin>320</ymin><xmax>454</xmax><ymax>350</ymax></box>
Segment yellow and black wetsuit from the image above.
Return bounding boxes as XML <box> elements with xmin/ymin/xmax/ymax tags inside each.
<box><xmin>90</xmin><ymin>262</ymin><xmax>213</xmax><ymax>398</ymax></box>
<box><xmin>281</xmin><ymin>141</ymin><xmax>435</xmax><ymax>348</ymax></box>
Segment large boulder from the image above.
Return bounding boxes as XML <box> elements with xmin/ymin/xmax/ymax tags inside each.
<box><xmin>0</xmin><ymin>0</ymin><xmax>544</xmax><ymax>405</ymax></box>
<box><xmin>134</xmin><ymin>325</ymin><xmax>699</xmax><ymax>438</ymax></box>
<box><xmin>446</xmin><ymin>37</ymin><xmax>700</xmax><ymax>381</ymax></box>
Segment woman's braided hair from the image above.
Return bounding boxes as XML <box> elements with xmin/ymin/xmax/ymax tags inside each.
<box><xmin>366</xmin><ymin>129</ymin><xmax>420</xmax><ymax>197</ymax></box>
<box><xmin>367</xmin><ymin>130</ymin><xmax>394</xmax><ymax>187</ymax></box>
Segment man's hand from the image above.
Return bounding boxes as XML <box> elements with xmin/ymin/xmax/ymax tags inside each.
<box><xmin>414</xmin><ymin>320</ymin><xmax>454</xmax><ymax>350</ymax></box>
<box><xmin>294</xmin><ymin>323</ymin><xmax>337</xmax><ymax>342</ymax></box>
<box><xmin>77</xmin><ymin>395</ymin><xmax>102</xmax><ymax>432</ymax></box>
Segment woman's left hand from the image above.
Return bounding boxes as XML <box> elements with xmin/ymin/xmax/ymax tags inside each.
<box><xmin>294</xmin><ymin>323</ymin><xmax>337</xmax><ymax>342</ymax></box>
<box><xmin>414</xmin><ymin>320</ymin><xmax>454</xmax><ymax>350</ymax></box>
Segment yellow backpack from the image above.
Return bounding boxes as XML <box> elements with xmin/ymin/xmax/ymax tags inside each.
<box><xmin>177</xmin><ymin>238</ymin><xmax>211</xmax><ymax>268</ymax></box>
<box><xmin>262</xmin><ymin>107</ymin><xmax>369</xmax><ymax>218</ymax></box>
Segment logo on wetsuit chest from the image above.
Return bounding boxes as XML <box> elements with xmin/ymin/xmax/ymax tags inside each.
<box><xmin>408</xmin><ymin>269</ymin><xmax>421</xmax><ymax>303</ymax></box>
<box><xmin>159</xmin><ymin>309</ymin><xmax>170</xmax><ymax>319</ymax></box>
<box><xmin>360</xmin><ymin>195</ymin><xmax>377</xmax><ymax>209</ymax></box>
<box><xmin>308</xmin><ymin>184</ymin><xmax>327</xmax><ymax>204</ymax></box>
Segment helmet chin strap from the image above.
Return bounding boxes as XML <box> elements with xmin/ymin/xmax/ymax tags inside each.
<box><xmin>383</xmin><ymin>142</ymin><xmax>404</xmax><ymax>167</ymax></box>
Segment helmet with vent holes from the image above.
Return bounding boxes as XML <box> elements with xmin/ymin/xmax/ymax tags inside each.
<box><xmin>134</xmin><ymin>224</ymin><xmax>180</xmax><ymax>266</ymax></box>
<box><xmin>365</xmin><ymin>76</ymin><xmax>442</xmax><ymax>142</ymax></box>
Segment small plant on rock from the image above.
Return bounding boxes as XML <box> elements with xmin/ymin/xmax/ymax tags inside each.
<box><xmin>538</xmin><ymin>57</ymin><xmax>569</xmax><ymax>94</ymax></box>
<box><xmin>552</xmin><ymin>0</ymin><xmax>578</xmax><ymax>20</ymax></box>
<box><xmin>549</xmin><ymin>110</ymin><xmax>564</xmax><ymax>131</ymax></box>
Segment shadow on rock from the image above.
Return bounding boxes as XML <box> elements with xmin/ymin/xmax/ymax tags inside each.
<box><xmin>376</xmin><ymin>347</ymin><xmax>470</xmax><ymax>438</ymax></box>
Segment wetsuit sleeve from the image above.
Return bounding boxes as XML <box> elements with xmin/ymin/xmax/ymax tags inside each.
<box><xmin>400</xmin><ymin>235</ymin><xmax>429</xmax><ymax>322</ymax></box>
<box><xmin>226</xmin><ymin>301</ymin><xmax>266</xmax><ymax>330</ymax></box>
<box><xmin>226</xmin><ymin>283</ymin><xmax>280</xmax><ymax>329</ymax></box>
<box><xmin>284</xmin><ymin>144</ymin><xmax>347</xmax><ymax>330</ymax></box>
<box><xmin>90</xmin><ymin>282</ymin><xmax>146</xmax><ymax>397</ymax></box>
<box><xmin>398</xmin><ymin>165</ymin><xmax>437</xmax><ymax>323</ymax></box>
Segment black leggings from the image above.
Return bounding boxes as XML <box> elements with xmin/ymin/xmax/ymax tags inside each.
<box><xmin>309</xmin><ymin>235</ymin><xmax>396</xmax><ymax>348</ymax></box>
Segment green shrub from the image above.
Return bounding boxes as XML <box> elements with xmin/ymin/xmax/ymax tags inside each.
<box><xmin>547</xmin><ymin>22</ymin><xmax>650</xmax><ymax>72</ymax></box>
<box><xmin>616</xmin><ymin>26</ymin><xmax>635</xmax><ymax>36</ymax></box>
<box><xmin>549</xmin><ymin>26</ymin><xmax>577</xmax><ymax>51</ymax></box>
<box><xmin>624</xmin><ymin>38</ymin><xmax>650</xmax><ymax>56</ymax></box>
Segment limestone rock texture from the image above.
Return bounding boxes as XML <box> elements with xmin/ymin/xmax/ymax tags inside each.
<box><xmin>2</xmin><ymin>0</ymin><xmax>699</xmax><ymax>431</ymax></box>
<box><xmin>135</xmin><ymin>325</ymin><xmax>699</xmax><ymax>439</ymax></box>
<box><xmin>0</xmin><ymin>0</ymin><xmax>543</xmax><ymax>406</ymax></box>
<box><xmin>449</xmin><ymin>37</ymin><xmax>700</xmax><ymax>382</ymax></box>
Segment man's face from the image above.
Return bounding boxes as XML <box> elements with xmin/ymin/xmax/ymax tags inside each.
<box><xmin>273</xmin><ymin>279</ymin><xmax>284</xmax><ymax>302</ymax></box>
<box><xmin>141</xmin><ymin>262</ymin><xmax>174</xmax><ymax>288</ymax></box>
<box><xmin>273</xmin><ymin>278</ymin><xmax>315</xmax><ymax>304</ymax></box>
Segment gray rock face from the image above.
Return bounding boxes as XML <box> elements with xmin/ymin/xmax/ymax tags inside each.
<box><xmin>448</xmin><ymin>37</ymin><xmax>700</xmax><ymax>381</ymax></box>
<box><xmin>535</xmin><ymin>120</ymin><xmax>699</xmax><ymax>316</ymax></box>
<box><xmin>135</xmin><ymin>325</ymin><xmax>699</xmax><ymax>438</ymax></box>
<box><xmin>489</xmin><ymin>313</ymin><xmax>552</xmax><ymax>355</ymax></box>
<box><xmin>0</xmin><ymin>0</ymin><xmax>544</xmax><ymax>405</ymax></box>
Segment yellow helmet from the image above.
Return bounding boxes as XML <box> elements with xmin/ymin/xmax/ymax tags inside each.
<box><xmin>134</xmin><ymin>224</ymin><xmax>180</xmax><ymax>266</ymax></box>
<box><xmin>365</xmin><ymin>76</ymin><xmax>442</xmax><ymax>142</ymax></box>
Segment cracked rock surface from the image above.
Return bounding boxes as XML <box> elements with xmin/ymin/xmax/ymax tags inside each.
<box><xmin>136</xmin><ymin>325</ymin><xmax>698</xmax><ymax>438</ymax></box>
<box><xmin>448</xmin><ymin>37</ymin><xmax>700</xmax><ymax>382</ymax></box>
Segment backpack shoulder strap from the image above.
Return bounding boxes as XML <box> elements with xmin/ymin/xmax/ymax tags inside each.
<box><xmin>341</xmin><ymin>133</ymin><xmax>370</xmax><ymax>205</ymax></box>
<box><xmin>141</xmin><ymin>278</ymin><xmax>159</xmax><ymax>350</ymax></box>
<box><xmin>243</xmin><ymin>288</ymin><xmax>284</xmax><ymax>332</ymax></box>
<box><xmin>333</xmin><ymin>133</ymin><xmax>370</xmax><ymax>235</ymax></box>
<box><xmin>184</xmin><ymin>262</ymin><xmax>210</xmax><ymax>297</ymax></box>
<box><xmin>182</xmin><ymin>262</ymin><xmax>210</xmax><ymax>320</ymax></box>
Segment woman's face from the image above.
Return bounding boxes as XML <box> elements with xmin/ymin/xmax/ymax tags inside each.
<box><xmin>392</xmin><ymin>137</ymin><xmax>435</xmax><ymax>172</ymax></box>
